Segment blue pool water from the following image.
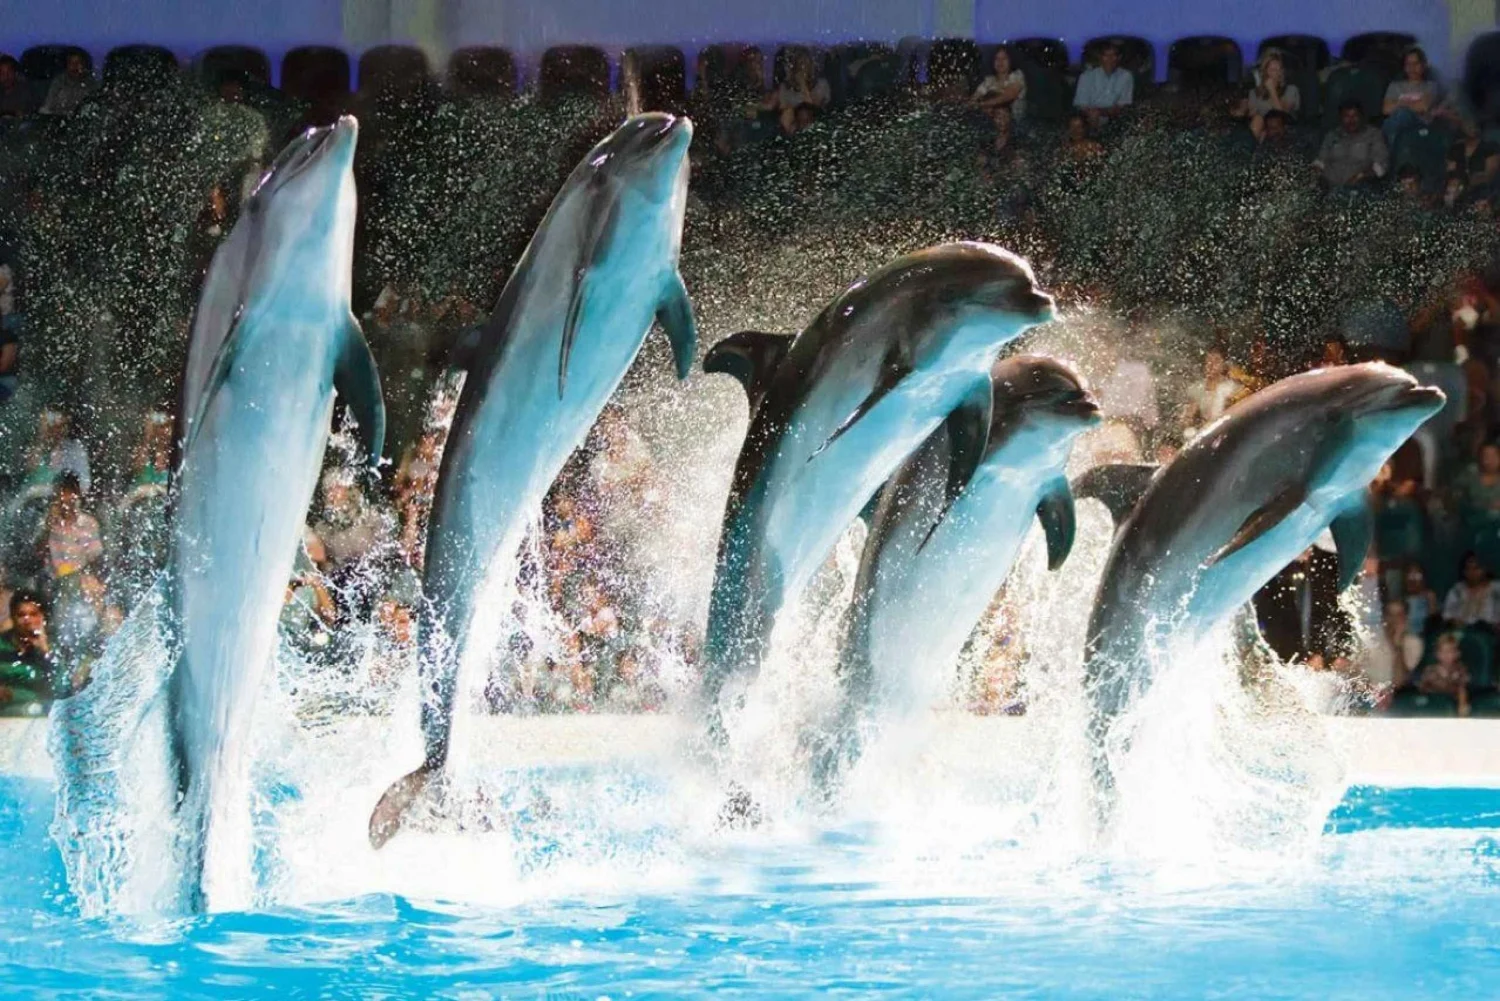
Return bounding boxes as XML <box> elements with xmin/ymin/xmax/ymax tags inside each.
<box><xmin>5</xmin><ymin>776</ymin><xmax>1500</xmax><ymax>999</ymax></box>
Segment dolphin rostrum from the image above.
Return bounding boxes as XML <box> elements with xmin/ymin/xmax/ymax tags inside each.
<box><xmin>170</xmin><ymin>116</ymin><xmax>384</xmax><ymax>911</ymax></box>
<box><xmin>701</xmin><ymin>243</ymin><xmax>1055</xmax><ymax>744</ymax></box>
<box><xmin>814</xmin><ymin>356</ymin><xmax>1100</xmax><ymax>793</ymax></box>
<box><xmin>1076</xmin><ymin>363</ymin><xmax>1444</xmax><ymax>819</ymax></box>
<box><xmin>369</xmin><ymin>113</ymin><xmax>697</xmax><ymax>847</ymax></box>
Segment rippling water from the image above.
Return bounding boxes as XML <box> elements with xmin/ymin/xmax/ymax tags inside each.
<box><xmin>3</xmin><ymin>775</ymin><xmax>1498</xmax><ymax>999</ymax></box>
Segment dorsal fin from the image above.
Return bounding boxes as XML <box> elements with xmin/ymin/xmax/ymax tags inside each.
<box><xmin>1071</xmin><ymin>463</ymin><xmax>1159</xmax><ymax>527</ymax></box>
<box><xmin>704</xmin><ymin>331</ymin><xmax>792</xmax><ymax>415</ymax></box>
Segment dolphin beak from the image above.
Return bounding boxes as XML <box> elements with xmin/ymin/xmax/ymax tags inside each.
<box><xmin>1020</xmin><ymin>289</ymin><xmax>1055</xmax><ymax>323</ymax></box>
<box><xmin>1063</xmin><ymin>392</ymin><xmax>1103</xmax><ymax>423</ymax></box>
<box><xmin>1394</xmin><ymin>383</ymin><xmax>1446</xmax><ymax>418</ymax></box>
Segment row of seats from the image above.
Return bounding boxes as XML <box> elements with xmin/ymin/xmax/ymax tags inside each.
<box><xmin>2</xmin><ymin>30</ymin><xmax>1422</xmax><ymax>110</ymax></box>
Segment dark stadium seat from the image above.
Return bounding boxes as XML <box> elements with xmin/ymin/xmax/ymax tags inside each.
<box><xmin>1083</xmin><ymin>35</ymin><xmax>1156</xmax><ymax>91</ymax></box>
<box><xmin>196</xmin><ymin>45</ymin><xmax>271</xmax><ymax>88</ymax></box>
<box><xmin>893</xmin><ymin>36</ymin><xmax>929</xmax><ymax>88</ymax></box>
<box><xmin>103</xmin><ymin>45</ymin><xmax>178</xmax><ymax>93</ymax></box>
<box><xmin>625</xmin><ymin>46</ymin><xmax>685</xmax><ymax>112</ymax></box>
<box><xmin>358</xmin><ymin>45</ymin><xmax>430</xmax><ymax>98</ymax></box>
<box><xmin>1391</xmin><ymin>123</ymin><xmax>1453</xmax><ymax>189</ymax></box>
<box><xmin>1321</xmin><ymin>64</ymin><xmax>1386</xmax><ymax>127</ymax></box>
<box><xmin>928</xmin><ymin>38</ymin><xmax>982</xmax><ymax>95</ymax></box>
<box><xmin>1016</xmin><ymin>54</ymin><xmax>1070</xmax><ymax>122</ymax></box>
<box><xmin>539</xmin><ymin>45</ymin><xmax>611</xmax><ymax>102</ymax></box>
<box><xmin>446</xmin><ymin>46</ymin><xmax>516</xmax><ymax>98</ymax></box>
<box><xmin>1260</xmin><ymin>35</ymin><xmax>1331</xmax><ymax>73</ymax></box>
<box><xmin>1343</xmin><ymin>32</ymin><xmax>1418</xmax><ymax>83</ymax></box>
<box><xmin>828</xmin><ymin>42</ymin><xmax>900</xmax><ymax>104</ymax></box>
<box><xmin>1008</xmin><ymin>37</ymin><xmax>1069</xmax><ymax>75</ymax></box>
<box><xmin>1168</xmin><ymin>35</ymin><xmax>1244</xmax><ymax>89</ymax></box>
<box><xmin>281</xmin><ymin>46</ymin><xmax>352</xmax><ymax>123</ymax></box>
<box><xmin>698</xmin><ymin>43</ymin><xmax>765</xmax><ymax>93</ymax></box>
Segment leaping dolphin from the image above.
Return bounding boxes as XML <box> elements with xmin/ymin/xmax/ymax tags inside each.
<box><xmin>368</xmin><ymin>113</ymin><xmax>697</xmax><ymax>847</ymax></box>
<box><xmin>1076</xmin><ymin>363</ymin><xmax>1443</xmax><ymax>820</ymax></box>
<box><xmin>170</xmin><ymin>115</ymin><xmax>384</xmax><ymax>911</ymax></box>
<box><xmin>701</xmin><ymin>243</ymin><xmax>1055</xmax><ymax>745</ymax></box>
<box><xmin>814</xmin><ymin>356</ymin><xmax>1100</xmax><ymax>793</ymax></box>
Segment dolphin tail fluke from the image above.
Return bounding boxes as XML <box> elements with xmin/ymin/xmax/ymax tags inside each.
<box><xmin>703</xmin><ymin>330</ymin><xmax>792</xmax><ymax>415</ymax></box>
<box><xmin>334</xmin><ymin>314</ymin><xmax>387</xmax><ymax>467</ymax></box>
<box><xmin>657</xmin><ymin>272</ymin><xmax>698</xmax><ymax>379</ymax></box>
<box><xmin>368</xmin><ymin>762</ymin><xmax>443</xmax><ymax>849</ymax></box>
<box><xmin>1071</xmin><ymin>463</ymin><xmax>1159</xmax><ymax>528</ymax></box>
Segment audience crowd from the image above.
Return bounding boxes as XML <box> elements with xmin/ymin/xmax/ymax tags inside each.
<box><xmin>1</xmin><ymin>36</ymin><xmax>1499</xmax><ymax>717</ymax></box>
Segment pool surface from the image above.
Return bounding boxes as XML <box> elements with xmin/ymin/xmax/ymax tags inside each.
<box><xmin>2</xmin><ymin>776</ymin><xmax>1498</xmax><ymax>999</ymax></box>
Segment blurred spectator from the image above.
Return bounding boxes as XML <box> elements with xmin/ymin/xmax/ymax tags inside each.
<box><xmin>980</xmin><ymin>105</ymin><xmax>1023</xmax><ymax>176</ymax></box>
<box><xmin>1229</xmin><ymin>334</ymin><xmax>1284</xmax><ymax>393</ymax></box>
<box><xmin>1314</xmin><ymin>102</ymin><xmax>1388</xmax><ymax>188</ymax></box>
<box><xmin>1073</xmin><ymin>42</ymin><xmax>1133</xmax><ymax>128</ymax></box>
<box><xmin>1442</xmin><ymin>553</ymin><xmax>1500</xmax><ymax>627</ymax></box>
<box><xmin>1098</xmin><ymin>339</ymin><xmax>1159</xmax><ymax>444</ymax></box>
<box><xmin>1180</xmin><ymin>345</ymin><xmax>1246</xmax><ymax>436</ymax></box>
<box><xmin>1364</xmin><ymin>598</ymin><xmax>1423</xmax><ymax>693</ymax></box>
<box><xmin>110</xmin><ymin>412</ymin><xmax>172</xmax><ymax>604</ymax></box>
<box><xmin>1397</xmin><ymin>164</ymin><xmax>1434</xmax><ymax>207</ymax></box>
<box><xmin>1382</xmin><ymin>46</ymin><xmax>1439</xmax><ymax>149</ymax></box>
<box><xmin>393</xmin><ymin>427</ymin><xmax>443</xmax><ymax>564</ymax></box>
<box><xmin>0</xmin><ymin>316</ymin><xmax>15</xmax><ymax>408</ymax></box>
<box><xmin>1417</xmin><ymin>632</ymin><xmax>1471</xmax><ymax>715</ymax></box>
<box><xmin>973</xmin><ymin>46</ymin><xmax>1026</xmax><ymax>123</ymax></box>
<box><xmin>39</xmin><ymin>52</ymin><xmax>98</xmax><ymax>116</ymax></box>
<box><xmin>1373</xmin><ymin>463</ymin><xmax>1427</xmax><ymax>585</ymax></box>
<box><xmin>771</xmin><ymin>49</ymin><xmax>830</xmax><ymax>135</ymax></box>
<box><xmin>1447</xmin><ymin>118</ymin><xmax>1500</xmax><ymax>193</ymax></box>
<box><xmin>0</xmin><ymin>590</ymin><xmax>62</xmax><ymax>714</ymax></box>
<box><xmin>1235</xmin><ymin>50</ymin><xmax>1300</xmax><ymax>141</ymax></box>
<box><xmin>23</xmin><ymin>410</ymin><xmax>91</xmax><ymax>497</ymax></box>
<box><xmin>1320</xmin><ymin>336</ymin><xmax>1350</xmax><ymax>367</ymax></box>
<box><xmin>1401</xmin><ymin>564</ymin><xmax>1442</xmax><ymax>636</ymax></box>
<box><xmin>0</xmin><ymin>57</ymin><xmax>32</xmax><ymax>119</ymax></box>
<box><xmin>280</xmin><ymin>538</ymin><xmax>336</xmax><ymax>662</ymax></box>
<box><xmin>1256</xmin><ymin>109</ymin><xmax>1294</xmax><ymax>152</ymax></box>
<box><xmin>42</xmin><ymin>474</ymin><xmax>108</xmax><ymax>664</ymax></box>
<box><xmin>1063</xmin><ymin>113</ymin><xmax>1105</xmax><ymax>162</ymax></box>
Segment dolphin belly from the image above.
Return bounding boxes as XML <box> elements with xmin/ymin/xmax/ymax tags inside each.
<box><xmin>171</xmin><ymin>341</ymin><xmax>336</xmax><ymax>912</ymax></box>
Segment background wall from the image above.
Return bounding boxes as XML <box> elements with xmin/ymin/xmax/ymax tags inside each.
<box><xmin>0</xmin><ymin>0</ymin><xmax>1490</xmax><ymax>75</ymax></box>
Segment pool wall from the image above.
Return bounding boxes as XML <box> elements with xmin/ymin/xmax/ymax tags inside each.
<box><xmin>9</xmin><ymin>715</ymin><xmax>1500</xmax><ymax>785</ymax></box>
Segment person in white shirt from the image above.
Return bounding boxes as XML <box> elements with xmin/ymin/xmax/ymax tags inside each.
<box><xmin>1442</xmin><ymin>553</ymin><xmax>1500</xmax><ymax>627</ymax></box>
<box><xmin>1180</xmin><ymin>346</ymin><xmax>1246</xmax><ymax>438</ymax></box>
<box><xmin>1073</xmin><ymin>43</ymin><xmax>1134</xmax><ymax>128</ymax></box>
<box><xmin>973</xmin><ymin>46</ymin><xmax>1026</xmax><ymax>123</ymax></box>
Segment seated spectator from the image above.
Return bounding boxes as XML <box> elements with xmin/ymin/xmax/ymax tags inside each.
<box><xmin>42</xmin><ymin>474</ymin><xmax>108</xmax><ymax>664</ymax></box>
<box><xmin>1229</xmin><ymin>334</ymin><xmax>1284</xmax><ymax>393</ymax></box>
<box><xmin>1442</xmin><ymin>552</ymin><xmax>1500</xmax><ymax>628</ymax></box>
<box><xmin>1447</xmin><ymin>119</ymin><xmax>1500</xmax><ymax>193</ymax></box>
<box><xmin>23</xmin><ymin>410</ymin><xmax>91</xmax><ymax>498</ymax></box>
<box><xmin>1073</xmin><ymin>42</ymin><xmax>1133</xmax><ymax>128</ymax></box>
<box><xmin>0</xmin><ymin>57</ymin><xmax>32</xmax><ymax>119</ymax></box>
<box><xmin>1366</xmin><ymin>599</ymin><xmax>1424</xmax><ymax>695</ymax></box>
<box><xmin>1256</xmin><ymin>109</ymin><xmax>1294</xmax><ymax>151</ymax></box>
<box><xmin>1235</xmin><ymin>50</ymin><xmax>1300</xmax><ymax>141</ymax></box>
<box><xmin>393</xmin><ymin>427</ymin><xmax>443</xmax><ymax>564</ymax></box>
<box><xmin>771</xmin><ymin>49</ymin><xmax>830</xmax><ymax>135</ymax></box>
<box><xmin>973</xmin><ymin>46</ymin><xmax>1026</xmax><ymax>123</ymax></box>
<box><xmin>39</xmin><ymin>52</ymin><xmax>98</xmax><ymax>116</ymax></box>
<box><xmin>0</xmin><ymin>590</ymin><xmax>66</xmax><ymax>714</ymax></box>
<box><xmin>1417</xmin><ymin>632</ymin><xmax>1471</xmax><ymax>715</ymax></box>
<box><xmin>1401</xmin><ymin>563</ymin><xmax>1442</xmax><ymax>636</ymax></box>
<box><xmin>1314</xmin><ymin>102</ymin><xmax>1388</xmax><ymax>189</ymax></box>
<box><xmin>1180</xmin><ymin>345</ymin><xmax>1247</xmax><ymax>437</ymax></box>
<box><xmin>979</xmin><ymin>105</ymin><xmax>1023</xmax><ymax>176</ymax></box>
<box><xmin>0</xmin><ymin>302</ymin><xmax>15</xmax><ymax>406</ymax></box>
<box><xmin>1382</xmin><ymin>46</ymin><xmax>1439</xmax><ymax>149</ymax></box>
<box><xmin>1063</xmin><ymin>113</ymin><xmax>1105</xmax><ymax>162</ymax></box>
<box><xmin>1397</xmin><ymin>164</ymin><xmax>1434</xmax><ymax>207</ymax></box>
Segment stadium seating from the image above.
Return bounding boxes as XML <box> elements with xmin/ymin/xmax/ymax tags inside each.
<box><xmin>625</xmin><ymin>46</ymin><xmax>686</xmax><ymax>112</ymax></box>
<box><xmin>539</xmin><ymin>46</ymin><xmax>611</xmax><ymax>102</ymax></box>
<box><xmin>103</xmin><ymin>45</ymin><xmax>178</xmax><ymax>94</ymax></box>
<box><xmin>1168</xmin><ymin>35</ymin><xmax>1243</xmax><ymax>89</ymax></box>
<box><xmin>446</xmin><ymin>46</ymin><xmax>516</xmax><ymax>98</ymax></box>
<box><xmin>928</xmin><ymin>38</ymin><xmax>982</xmax><ymax>95</ymax></box>
<box><xmin>196</xmin><ymin>45</ymin><xmax>271</xmax><ymax>89</ymax></box>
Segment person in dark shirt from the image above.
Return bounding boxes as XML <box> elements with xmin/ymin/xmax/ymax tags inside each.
<box><xmin>0</xmin><ymin>590</ymin><xmax>65</xmax><ymax>713</ymax></box>
<box><xmin>1447</xmin><ymin>118</ymin><xmax>1500</xmax><ymax>193</ymax></box>
<box><xmin>1254</xmin><ymin>546</ymin><xmax>1356</xmax><ymax>669</ymax></box>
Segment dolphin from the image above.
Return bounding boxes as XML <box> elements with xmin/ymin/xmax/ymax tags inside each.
<box><xmin>1076</xmin><ymin>363</ymin><xmax>1444</xmax><ymax>818</ymax></box>
<box><xmin>368</xmin><ymin>113</ymin><xmax>697</xmax><ymax>846</ymax></box>
<box><xmin>701</xmin><ymin>243</ymin><xmax>1055</xmax><ymax>743</ymax></box>
<box><xmin>170</xmin><ymin>115</ymin><xmax>384</xmax><ymax>911</ymax></box>
<box><xmin>814</xmin><ymin>356</ymin><xmax>1100</xmax><ymax>792</ymax></box>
